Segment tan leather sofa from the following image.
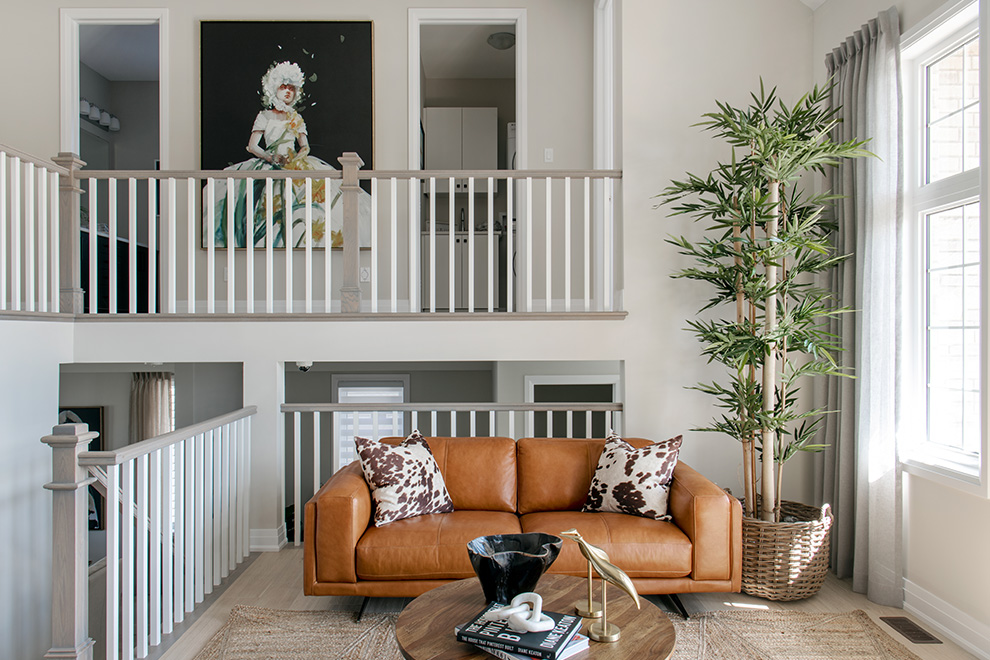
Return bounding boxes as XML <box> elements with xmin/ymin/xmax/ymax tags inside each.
<box><xmin>303</xmin><ymin>436</ymin><xmax>741</xmax><ymax>598</ymax></box>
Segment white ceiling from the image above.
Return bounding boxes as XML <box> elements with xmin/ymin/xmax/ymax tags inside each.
<box><xmin>420</xmin><ymin>24</ymin><xmax>516</xmax><ymax>80</ymax></box>
<box><xmin>799</xmin><ymin>0</ymin><xmax>829</xmax><ymax>10</ymax></box>
<box><xmin>79</xmin><ymin>24</ymin><xmax>159</xmax><ymax>82</ymax></box>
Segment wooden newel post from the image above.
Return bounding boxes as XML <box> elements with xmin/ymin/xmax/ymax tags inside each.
<box><xmin>42</xmin><ymin>423</ymin><xmax>97</xmax><ymax>660</ymax></box>
<box><xmin>51</xmin><ymin>153</ymin><xmax>86</xmax><ymax>314</ymax></box>
<box><xmin>338</xmin><ymin>152</ymin><xmax>364</xmax><ymax>313</ymax></box>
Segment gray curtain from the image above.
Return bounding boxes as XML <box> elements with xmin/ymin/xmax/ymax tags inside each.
<box><xmin>814</xmin><ymin>6</ymin><xmax>904</xmax><ymax>607</ymax></box>
<box><xmin>129</xmin><ymin>372</ymin><xmax>175</xmax><ymax>443</ymax></box>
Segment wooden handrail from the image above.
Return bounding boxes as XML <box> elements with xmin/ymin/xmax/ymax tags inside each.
<box><xmin>79</xmin><ymin>406</ymin><xmax>257</xmax><ymax>466</ymax></box>
<box><xmin>280</xmin><ymin>402</ymin><xmax>623</xmax><ymax>413</ymax></box>
<box><xmin>72</xmin><ymin>168</ymin><xmax>622</xmax><ymax>180</ymax></box>
<box><xmin>0</xmin><ymin>143</ymin><xmax>71</xmax><ymax>175</ymax></box>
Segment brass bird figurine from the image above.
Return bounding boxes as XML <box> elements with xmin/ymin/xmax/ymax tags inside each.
<box><xmin>560</xmin><ymin>528</ymin><xmax>640</xmax><ymax>609</ymax></box>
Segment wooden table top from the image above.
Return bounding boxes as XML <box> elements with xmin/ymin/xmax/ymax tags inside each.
<box><xmin>395</xmin><ymin>574</ymin><xmax>676</xmax><ymax>660</ymax></box>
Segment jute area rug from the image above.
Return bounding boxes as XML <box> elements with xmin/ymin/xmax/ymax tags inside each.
<box><xmin>194</xmin><ymin>605</ymin><xmax>922</xmax><ymax>660</ymax></box>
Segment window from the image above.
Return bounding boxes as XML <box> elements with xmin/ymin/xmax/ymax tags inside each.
<box><xmin>332</xmin><ymin>375</ymin><xmax>408</xmax><ymax>466</ymax></box>
<box><xmin>902</xmin><ymin>0</ymin><xmax>988</xmax><ymax>495</ymax></box>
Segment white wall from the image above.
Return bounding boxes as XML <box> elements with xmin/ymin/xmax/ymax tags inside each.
<box><xmin>0</xmin><ymin>320</ymin><xmax>73</xmax><ymax>660</ymax></box>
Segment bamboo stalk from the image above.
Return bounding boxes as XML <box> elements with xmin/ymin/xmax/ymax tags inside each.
<box><xmin>734</xmin><ymin>212</ymin><xmax>756</xmax><ymax>518</ymax></box>
<box><xmin>760</xmin><ymin>180</ymin><xmax>780</xmax><ymax>522</ymax></box>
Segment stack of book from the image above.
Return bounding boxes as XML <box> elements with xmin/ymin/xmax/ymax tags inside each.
<box><xmin>455</xmin><ymin>602</ymin><xmax>589</xmax><ymax>660</ymax></box>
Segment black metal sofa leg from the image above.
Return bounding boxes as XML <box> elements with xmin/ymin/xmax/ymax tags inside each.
<box><xmin>663</xmin><ymin>593</ymin><xmax>690</xmax><ymax>619</ymax></box>
<box><xmin>355</xmin><ymin>596</ymin><xmax>371</xmax><ymax>622</ymax></box>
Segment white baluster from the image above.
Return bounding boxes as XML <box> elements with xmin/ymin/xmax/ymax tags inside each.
<box><xmin>11</xmin><ymin>158</ymin><xmax>20</xmax><ymax>311</ymax></box>
<box><xmin>106</xmin><ymin>463</ymin><xmax>121</xmax><ymax>660</ymax></box>
<box><xmin>186</xmin><ymin>178</ymin><xmax>195</xmax><ymax>313</ymax></box>
<box><xmin>507</xmin><ymin>177</ymin><xmax>514</xmax><ymax>313</ymax></box>
<box><xmin>129</xmin><ymin>177</ymin><xmax>137</xmax><ymax>313</ymax></box>
<box><xmin>470</xmin><ymin>411</ymin><xmax>477</xmax><ymax>437</ymax></box>
<box><xmin>168</xmin><ymin>178</ymin><xmax>176</xmax><ymax>313</ymax></box>
<box><xmin>173</xmin><ymin>442</ymin><xmax>184</xmax><ymax>622</ymax></box>
<box><xmin>88</xmin><ymin>177</ymin><xmax>97</xmax><ymax>314</ymax></box>
<box><xmin>167</xmin><ymin>444</ymin><xmax>179</xmax><ymax>629</ymax></box>
<box><xmin>488</xmin><ymin>180</ymin><xmax>494</xmax><ymax>312</ymax></box>
<box><xmin>284</xmin><ymin>179</ymin><xmax>293</xmax><ymax>313</ymax></box>
<box><xmin>136</xmin><ymin>455</ymin><xmax>149</xmax><ymax>658</ymax></box>
<box><xmin>220</xmin><ymin>425</ymin><xmax>229</xmax><ymax>579</ymax></box>
<box><xmin>509</xmin><ymin>410</ymin><xmax>516</xmax><ymax>439</ymax></box>
<box><xmin>50</xmin><ymin>170</ymin><xmax>60</xmax><ymax>313</ymax></box>
<box><xmin>294</xmin><ymin>412</ymin><xmax>301</xmax><ymax>547</ymax></box>
<box><xmin>122</xmin><ymin>460</ymin><xmax>135</xmax><ymax>660</ymax></box>
<box><xmin>565</xmin><ymin>177</ymin><xmax>571</xmax><ymax>312</ymax></box>
<box><xmin>213</xmin><ymin>427</ymin><xmax>222</xmax><ymax>586</ymax></box>
<box><xmin>584</xmin><ymin>178</ymin><xmax>591</xmax><ymax>312</ymax></box>
<box><xmin>605</xmin><ymin>177</ymin><xmax>614</xmax><ymax>311</ymax></box>
<box><xmin>0</xmin><ymin>153</ymin><xmax>6</xmax><ymax>310</ymax></box>
<box><xmin>448</xmin><ymin>177</ymin><xmax>454</xmax><ymax>313</ymax></box>
<box><xmin>206</xmin><ymin>178</ymin><xmax>215</xmax><ymax>314</ymax></box>
<box><xmin>429</xmin><ymin>177</ymin><xmax>436</xmax><ymax>313</ymax></box>
<box><xmin>150</xmin><ymin>449</ymin><xmax>162</xmax><ymax>647</ymax></box>
<box><xmin>323</xmin><ymin>177</ymin><xmax>332</xmax><ymax>312</ymax></box>
<box><xmin>390</xmin><ymin>177</ymin><xmax>398</xmax><ymax>312</ymax></box>
<box><xmin>450</xmin><ymin>410</ymin><xmax>457</xmax><ymax>437</ymax></box>
<box><xmin>38</xmin><ymin>167</ymin><xmax>47</xmax><ymax>312</ymax></box>
<box><xmin>305</xmin><ymin>178</ymin><xmax>312</xmax><ymax>313</ymax></box>
<box><xmin>148</xmin><ymin>179</ymin><xmax>157</xmax><ymax>314</ymax></box>
<box><xmin>468</xmin><ymin>177</ymin><xmax>475</xmax><ymax>312</ymax></box>
<box><xmin>203</xmin><ymin>430</ymin><xmax>213</xmax><ymax>595</ymax></box>
<box><xmin>185</xmin><ymin>436</ymin><xmax>196</xmax><ymax>612</ymax></box>
<box><xmin>246</xmin><ymin>178</ymin><xmax>254</xmax><ymax>314</ymax></box>
<box><xmin>244</xmin><ymin>417</ymin><xmax>252</xmax><ymax>557</ymax></box>
<box><xmin>25</xmin><ymin>162</ymin><xmax>35</xmax><ymax>311</ymax></box>
<box><xmin>526</xmin><ymin>177</ymin><xmax>533</xmax><ymax>312</ymax></box>
<box><xmin>110</xmin><ymin>177</ymin><xmax>119</xmax><ymax>313</ymax></box>
<box><xmin>313</xmin><ymin>412</ymin><xmax>321</xmax><ymax>506</ymax></box>
<box><xmin>545</xmin><ymin>176</ymin><xmax>552</xmax><ymax>312</ymax></box>
<box><xmin>567</xmin><ymin>411</ymin><xmax>574</xmax><ymax>438</ymax></box>
<box><xmin>265</xmin><ymin>178</ymin><xmax>274</xmax><ymax>313</ymax></box>
<box><xmin>408</xmin><ymin>178</ymin><xmax>418</xmax><ymax>311</ymax></box>
<box><xmin>226</xmin><ymin>177</ymin><xmax>235</xmax><ymax>313</ymax></box>
<box><xmin>370</xmin><ymin>177</ymin><xmax>378</xmax><ymax>313</ymax></box>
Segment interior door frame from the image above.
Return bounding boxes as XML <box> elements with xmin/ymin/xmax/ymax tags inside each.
<box><xmin>407</xmin><ymin>8</ymin><xmax>528</xmax><ymax>171</ymax></box>
<box><xmin>60</xmin><ymin>8</ymin><xmax>170</xmax><ymax>168</ymax></box>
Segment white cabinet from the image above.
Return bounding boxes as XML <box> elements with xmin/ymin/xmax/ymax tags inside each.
<box><xmin>424</xmin><ymin>107</ymin><xmax>497</xmax><ymax>194</ymax></box>
<box><xmin>421</xmin><ymin>232</ymin><xmax>501</xmax><ymax>311</ymax></box>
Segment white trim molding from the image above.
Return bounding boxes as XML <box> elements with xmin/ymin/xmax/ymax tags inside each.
<box><xmin>904</xmin><ymin>579</ymin><xmax>990</xmax><ymax>660</ymax></box>
<box><xmin>250</xmin><ymin>525</ymin><xmax>286</xmax><ymax>553</ymax></box>
<box><xmin>60</xmin><ymin>8</ymin><xmax>170</xmax><ymax>167</ymax></box>
<box><xmin>407</xmin><ymin>8</ymin><xmax>528</xmax><ymax>171</ymax></box>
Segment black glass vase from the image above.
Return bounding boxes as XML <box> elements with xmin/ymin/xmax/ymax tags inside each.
<box><xmin>466</xmin><ymin>533</ymin><xmax>562</xmax><ymax>604</ymax></box>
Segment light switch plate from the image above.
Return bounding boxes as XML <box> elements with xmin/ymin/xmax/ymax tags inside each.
<box><xmin>544</xmin><ymin>148</ymin><xmax>554</xmax><ymax>163</ymax></box>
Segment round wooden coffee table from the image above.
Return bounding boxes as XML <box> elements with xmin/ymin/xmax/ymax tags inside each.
<box><xmin>395</xmin><ymin>574</ymin><xmax>675</xmax><ymax>659</ymax></box>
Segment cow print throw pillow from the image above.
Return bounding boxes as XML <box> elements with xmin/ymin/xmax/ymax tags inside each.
<box><xmin>356</xmin><ymin>431</ymin><xmax>454</xmax><ymax>527</ymax></box>
<box><xmin>583</xmin><ymin>432</ymin><xmax>682</xmax><ymax>521</ymax></box>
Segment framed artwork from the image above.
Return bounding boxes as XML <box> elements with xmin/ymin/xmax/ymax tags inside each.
<box><xmin>58</xmin><ymin>406</ymin><xmax>105</xmax><ymax>530</ymax></box>
<box><xmin>200</xmin><ymin>20</ymin><xmax>374</xmax><ymax>249</ymax></box>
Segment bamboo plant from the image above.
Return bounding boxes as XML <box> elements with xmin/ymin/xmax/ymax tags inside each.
<box><xmin>657</xmin><ymin>82</ymin><xmax>871</xmax><ymax>522</ymax></box>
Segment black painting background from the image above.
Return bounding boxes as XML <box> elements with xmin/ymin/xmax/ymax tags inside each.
<box><xmin>200</xmin><ymin>21</ymin><xmax>373</xmax><ymax>171</ymax></box>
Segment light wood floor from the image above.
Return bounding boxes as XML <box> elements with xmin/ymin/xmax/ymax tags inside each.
<box><xmin>157</xmin><ymin>547</ymin><xmax>976</xmax><ymax>660</ymax></box>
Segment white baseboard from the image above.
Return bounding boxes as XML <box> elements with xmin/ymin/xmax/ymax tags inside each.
<box><xmin>903</xmin><ymin>578</ymin><xmax>990</xmax><ymax>660</ymax></box>
<box><xmin>250</xmin><ymin>525</ymin><xmax>286</xmax><ymax>552</ymax></box>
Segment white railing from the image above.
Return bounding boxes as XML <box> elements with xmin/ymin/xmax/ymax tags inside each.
<box><xmin>0</xmin><ymin>145</ymin><xmax>65</xmax><ymax>312</ymax></box>
<box><xmin>43</xmin><ymin>406</ymin><xmax>256</xmax><ymax>660</ymax></box>
<box><xmin>1</xmin><ymin>143</ymin><xmax>623</xmax><ymax>316</ymax></box>
<box><xmin>279</xmin><ymin>401</ymin><xmax>623</xmax><ymax>547</ymax></box>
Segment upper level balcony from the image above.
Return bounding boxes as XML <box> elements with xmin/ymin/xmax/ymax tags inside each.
<box><xmin>0</xmin><ymin>144</ymin><xmax>623</xmax><ymax>320</ymax></box>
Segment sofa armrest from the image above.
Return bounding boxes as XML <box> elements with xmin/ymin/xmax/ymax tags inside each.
<box><xmin>668</xmin><ymin>462</ymin><xmax>742</xmax><ymax>585</ymax></box>
<box><xmin>303</xmin><ymin>461</ymin><xmax>372</xmax><ymax>593</ymax></box>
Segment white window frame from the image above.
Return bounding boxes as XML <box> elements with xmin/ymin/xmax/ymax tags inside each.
<box><xmin>900</xmin><ymin>0</ymin><xmax>990</xmax><ymax>497</ymax></box>
<box><xmin>331</xmin><ymin>374</ymin><xmax>409</xmax><ymax>466</ymax></box>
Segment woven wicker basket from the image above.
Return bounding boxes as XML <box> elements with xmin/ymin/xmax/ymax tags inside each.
<box><xmin>741</xmin><ymin>500</ymin><xmax>833</xmax><ymax>601</ymax></box>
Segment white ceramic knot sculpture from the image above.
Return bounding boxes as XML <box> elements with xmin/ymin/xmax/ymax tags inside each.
<box><xmin>483</xmin><ymin>592</ymin><xmax>554</xmax><ymax>633</ymax></box>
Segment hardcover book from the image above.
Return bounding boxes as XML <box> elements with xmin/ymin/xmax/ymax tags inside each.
<box><xmin>471</xmin><ymin>632</ymin><xmax>589</xmax><ymax>660</ymax></box>
<box><xmin>455</xmin><ymin>602</ymin><xmax>583</xmax><ymax>660</ymax></box>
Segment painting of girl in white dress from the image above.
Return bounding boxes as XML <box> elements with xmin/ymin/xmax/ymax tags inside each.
<box><xmin>200</xmin><ymin>21</ymin><xmax>374</xmax><ymax>249</ymax></box>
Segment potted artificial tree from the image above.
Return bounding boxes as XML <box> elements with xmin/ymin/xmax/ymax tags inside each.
<box><xmin>657</xmin><ymin>82</ymin><xmax>871</xmax><ymax>600</ymax></box>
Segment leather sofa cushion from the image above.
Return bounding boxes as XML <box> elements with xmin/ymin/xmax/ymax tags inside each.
<box><xmin>385</xmin><ymin>436</ymin><xmax>517</xmax><ymax>512</ymax></box>
<box><xmin>356</xmin><ymin>510</ymin><xmax>522</xmax><ymax>581</ymax></box>
<box><xmin>520</xmin><ymin>511</ymin><xmax>692</xmax><ymax>578</ymax></box>
<box><xmin>516</xmin><ymin>437</ymin><xmax>653</xmax><ymax>515</ymax></box>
